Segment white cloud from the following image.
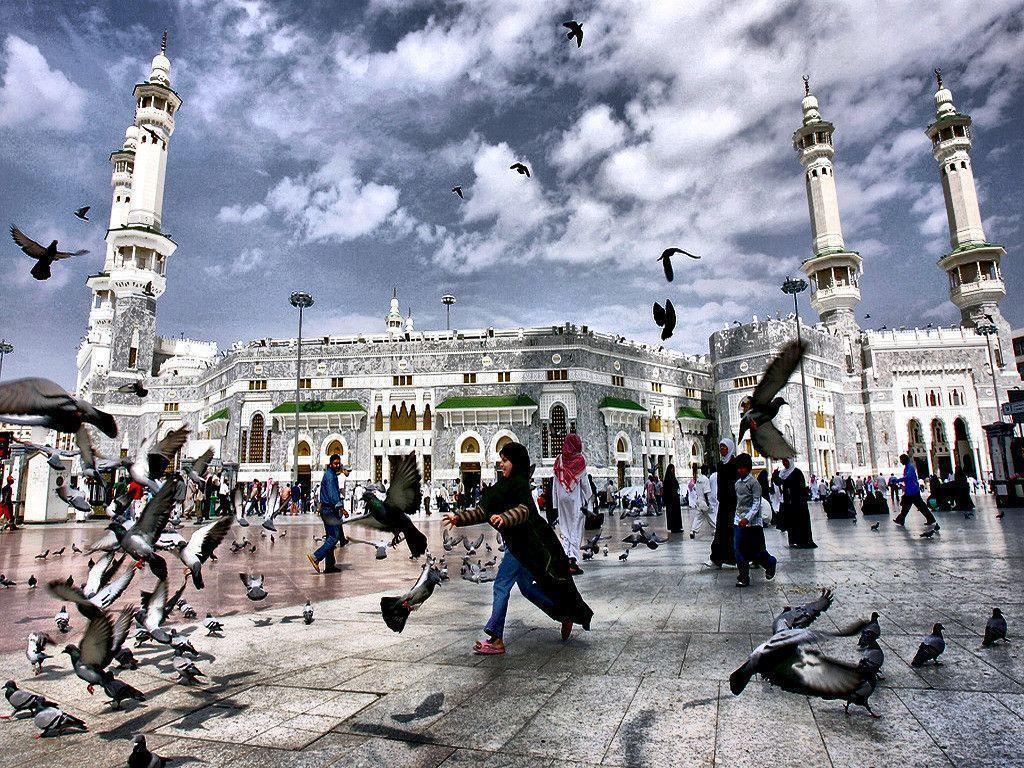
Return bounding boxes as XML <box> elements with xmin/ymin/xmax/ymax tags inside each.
<box><xmin>0</xmin><ymin>36</ymin><xmax>85</xmax><ymax>130</ymax></box>
<box><xmin>551</xmin><ymin>104</ymin><xmax>628</xmax><ymax>172</ymax></box>
<box><xmin>216</xmin><ymin>202</ymin><xmax>268</xmax><ymax>224</ymax></box>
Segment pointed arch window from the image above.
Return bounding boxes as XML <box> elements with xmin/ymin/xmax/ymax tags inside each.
<box><xmin>128</xmin><ymin>329</ymin><xmax>140</xmax><ymax>369</ymax></box>
<box><xmin>248</xmin><ymin>414</ymin><xmax>266</xmax><ymax>464</ymax></box>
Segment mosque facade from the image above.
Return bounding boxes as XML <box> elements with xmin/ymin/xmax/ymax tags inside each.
<box><xmin>63</xmin><ymin>41</ymin><xmax>1018</xmax><ymax>509</ymax></box>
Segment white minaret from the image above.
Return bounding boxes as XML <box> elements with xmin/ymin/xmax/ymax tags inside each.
<box><xmin>793</xmin><ymin>76</ymin><xmax>862</xmax><ymax>333</ymax></box>
<box><xmin>386</xmin><ymin>288</ymin><xmax>404</xmax><ymax>336</ymax></box>
<box><xmin>405</xmin><ymin>308</ymin><xmax>415</xmax><ymax>333</ymax></box>
<box><xmin>926</xmin><ymin>69</ymin><xmax>1008</xmax><ymax>331</ymax></box>
<box><xmin>77</xmin><ymin>32</ymin><xmax>180</xmax><ymax>397</ymax></box>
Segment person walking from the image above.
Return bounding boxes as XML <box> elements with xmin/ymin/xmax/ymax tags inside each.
<box><xmin>663</xmin><ymin>463</ymin><xmax>682</xmax><ymax>533</ymax></box>
<box><xmin>888</xmin><ymin>473</ymin><xmax>901</xmax><ymax>505</ymax></box>
<box><xmin>218</xmin><ymin>475</ymin><xmax>232</xmax><ymax>517</ymax></box>
<box><xmin>336</xmin><ymin>465</ymin><xmax>351</xmax><ymax>545</ymax></box>
<box><xmin>893</xmin><ymin>454</ymin><xmax>937</xmax><ymax>532</ymax></box>
<box><xmin>443</xmin><ymin>441</ymin><xmax>592</xmax><ymax>654</ymax></box>
<box><xmin>551</xmin><ymin>434</ymin><xmax>591</xmax><ymax>575</ymax></box>
<box><xmin>733</xmin><ymin>453</ymin><xmax>777</xmax><ymax>587</ymax></box>
<box><xmin>778</xmin><ymin>457</ymin><xmax>815</xmax><ymax>548</ymax></box>
<box><xmin>709</xmin><ymin>439</ymin><xmax>738</xmax><ymax>568</ymax></box>
<box><xmin>308</xmin><ymin>453</ymin><xmax>345</xmax><ymax>574</ymax></box>
<box><xmin>689</xmin><ymin>466</ymin><xmax>714</xmax><ymax>539</ymax></box>
<box><xmin>0</xmin><ymin>475</ymin><xmax>16</xmax><ymax>532</ymax></box>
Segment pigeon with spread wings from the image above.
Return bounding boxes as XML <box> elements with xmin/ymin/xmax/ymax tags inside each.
<box><xmin>9</xmin><ymin>225</ymin><xmax>89</xmax><ymax>281</ymax></box>
<box><xmin>737</xmin><ymin>340</ymin><xmax>806</xmax><ymax>459</ymax></box>
<box><xmin>350</xmin><ymin>452</ymin><xmax>428</xmax><ymax>557</ymax></box>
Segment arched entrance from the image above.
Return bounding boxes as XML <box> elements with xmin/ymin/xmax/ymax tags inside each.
<box><xmin>907</xmin><ymin>419</ymin><xmax>928</xmax><ymax>477</ymax></box>
<box><xmin>296</xmin><ymin>439</ymin><xmax>312</xmax><ymax>497</ymax></box>
<box><xmin>930</xmin><ymin>418</ymin><xmax>952</xmax><ymax>478</ymax></box>
<box><xmin>614</xmin><ymin>434</ymin><xmax>630</xmax><ymax>487</ymax></box>
<box><xmin>458</xmin><ymin>434</ymin><xmax>482</xmax><ymax>494</ymax></box>
<box><xmin>953</xmin><ymin>417</ymin><xmax>976</xmax><ymax>477</ymax></box>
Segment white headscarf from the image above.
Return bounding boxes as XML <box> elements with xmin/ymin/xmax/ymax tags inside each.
<box><xmin>719</xmin><ymin>438</ymin><xmax>736</xmax><ymax>464</ymax></box>
<box><xmin>779</xmin><ymin>458</ymin><xmax>797</xmax><ymax>480</ymax></box>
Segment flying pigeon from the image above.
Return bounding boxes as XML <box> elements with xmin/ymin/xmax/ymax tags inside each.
<box><xmin>303</xmin><ymin>600</ymin><xmax>314</xmax><ymax>625</ymax></box>
<box><xmin>562</xmin><ymin>20</ymin><xmax>583</xmax><ymax>47</ymax></box>
<box><xmin>652</xmin><ymin>300</ymin><xmax>676</xmax><ymax>341</ymax></box>
<box><xmin>116</xmin><ymin>380</ymin><xmax>149</xmax><ymax>398</ymax></box>
<box><xmin>462</xmin><ymin>532</ymin><xmax>485</xmax><ymax>556</ymax></box>
<box><xmin>983</xmin><ymin>608</ymin><xmax>1007</xmax><ymax>647</ymax></box>
<box><xmin>910</xmin><ymin>623</ymin><xmax>945</xmax><ymax>666</ymax></box>
<box><xmin>451</xmin><ymin>186</ymin><xmax>464</xmax><ymax>199</ymax></box>
<box><xmin>9</xmin><ymin>225</ymin><xmax>89</xmax><ymax>281</ymax></box>
<box><xmin>3</xmin><ymin>680</ymin><xmax>56</xmax><ymax>718</ymax></box>
<box><xmin>380</xmin><ymin>561</ymin><xmax>443</xmax><ymax>633</ymax></box>
<box><xmin>161</xmin><ymin>515</ymin><xmax>232</xmax><ymax>589</ymax></box>
<box><xmin>12</xmin><ymin>438</ymin><xmax>78</xmax><ymax>470</ymax></box>
<box><xmin>33</xmin><ymin>705</ymin><xmax>87</xmax><ymax>737</ymax></box>
<box><xmin>25</xmin><ymin>632</ymin><xmax>54</xmax><ymax>675</ymax></box>
<box><xmin>239</xmin><ymin>573</ymin><xmax>268</xmax><ymax>601</ymax></box>
<box><xmin>658</xmin><ymin>247</ymin><xmax>699</xmax><ymax>282</ymax></box>
<box><xmin>772</xmin><ymin>588</ymin><xmax>834</xmax><ymax>633</ymax></box>
<box><xmin>350</xmin><ymin>453</ymin><xmax>427</xmax><ymax>557</ymax></box>
<box><xmin>129</xmin><ymin>426</ymin><xmax>189</xmax><ymax>493</ymax></box>
<box><xmin>108</xmin><ymin>478</ymin><xmax>179</xmax><ymax>575</ymax></box>
<box><xmin>142</xmin><ymin>125</ymin><xmax>164</xmax><ymax>145</ymax></box>
<box><xmin>509</xmin><ymin>162</ymin><xmax>531</xmax><ymax>177</ymax></box>
<box><xmin>55</xmin><ymin>476</ymin><xmax>91</xmax><ymax>513</ymax></box>
<box><xmin>128</xmin><ymin>734</ymin><xmax>166</xmax><ymax>768</ymax></box>
<box><xmin>73</xmin><ymin>206</ymin><xmax>90</xmax><ymax>221</ymax></box>
<box><xmin>737</xmin><ymin>340</ymin><xmax>806</xmax><ymax>459</ymax></box>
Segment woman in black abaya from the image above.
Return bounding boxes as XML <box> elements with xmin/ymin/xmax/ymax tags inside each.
<box><xmin>779</xmin><ymin>457</ymin><xmax>816</xmax><ymax>548</ymax></box>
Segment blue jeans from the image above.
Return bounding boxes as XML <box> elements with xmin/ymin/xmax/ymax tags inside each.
<box><xmin>485</xmin><ymin>550</ymin><xmax>555</xmax><ymax>639</ymax></box>
<box><xmin>314</xmin><ymin>521</ymin><xmax>341</xmax><ymax>569</ymax></box>
<box><xmin>733</xmin><ymin>526</ymin><xmax>775</xmax><ymax>569</ymax></box>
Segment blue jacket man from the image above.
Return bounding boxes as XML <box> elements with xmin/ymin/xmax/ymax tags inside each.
<box><xmin>308</xmin><ymin>454</ymin><xmax>347</xmax><ymax>573</ymax></box>
<box><xmin>894</xmin><ymin>453</ymin><xmax>936</xmax><ymax>531</ymax></box>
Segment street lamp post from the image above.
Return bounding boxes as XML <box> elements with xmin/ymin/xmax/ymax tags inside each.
<box><xmin>0</xmin><ymin>340</ymin><xmax>12</xmax><ymax>381</ymax></box>
<box><xmin>781</xmin><ymin>277</ymin><xmax>815</xmax><ymax>477</ymax></box>
<box><xmin>976</xmin><ymin>323</ymin><xmax>1003</xmax><ymax>422</ymax></box>
<box><xmin>441</xmin><ymin>294</ymin><xmax>456</xmax><ymax>331</ymax></box>
<box><xmin>289</xmin><ymin>292</ymin><xmax>314</xmax><ymax>485</ymax></box>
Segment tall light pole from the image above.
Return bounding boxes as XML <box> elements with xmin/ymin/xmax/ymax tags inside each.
<box><xmin>976</xmin><ymin>322</ymin><xmax>1003</xmax><ymax>422</ymax></box>
<box><xmin>782</xmin><ymin>277</ymin><xmax>815</xmax><ymax>477</ymax></box>
<box><xmin>289</xmin><ymin>292</ymin><xmax>314</xmax><ymax>485</ymax></box>
<box><xmin>441</xmin><ymin>294</ymin><xmax>456</xmax><ymax>331</ymax></box>
<box><xmin>0</xmin><ymin>341</ymin><xmax>12</xmax><ymax>381</ymax></box>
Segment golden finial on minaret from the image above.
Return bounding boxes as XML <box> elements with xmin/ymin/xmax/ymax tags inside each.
<box><xmin>803</xmin><ymin>75</ymin><xmax>810</xmax><ymax>96</ymax></box>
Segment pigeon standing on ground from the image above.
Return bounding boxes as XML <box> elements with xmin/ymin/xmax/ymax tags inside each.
<box><xmin>870</xmin><ymin>521</ymin><xmax>880</xmax><ymax>531</ymax></box>
<box><xmin>28</xmin><ymin>575</ymin><xmax>37</xmax><ymax>588</ymax></box>
<box><xmin>983</xmin><ymin>608</ymin><xmax>1008</xmax><ymax>647</ymax></box>
<box><xmin>55</xmin><ymin>606</ymin><xmax>71</xmax><ymax>633</ymax></box>
<box><xmin>859</xmin><ymin>637</ymin><xmax>885</xmax><ymax>675</ymax></box>
<box><xmin>562</xmin><ymin>20</ymin><xmax>583</xmax><ymax>47</ymax></box>
<box><xmin>653</xmin><ymin>300</ymin><xmax>676</xmax><ymax>340</ymax></box>
<box><xmin>303</xmin><ymin>600</ymin><xmax>314</xmax><ymax>625</ymax></box>
<box><xmin>911</xmin><ymin>623</ymin><xmax>945</xmax><ymax>666</ymax></box>
<box><xmin>3</xmin><ymin>680</ymin><xmax>56</xmax><ymax>718</ymax></box>
<box><xmin>25</xmin><ymin>632</ymin><xmax>54</xmax><ymax>675</ymax></box>
<box><xmin>658</xmin><ymin>247</ymin><xmax>699</xmax><ymax>282</ymax></box>
<box><xmin>619</xmin><ymin>549</ymin><xmax>629</xmax><ymax>561</ymax></box>
<box><xmin>239</xmin><ymin>573</ymin><xmax>268</xmax><ymax>601</ymax></box>
<box><xmin>33</xmin><ymin>705</ymin><xmax>87</xmax><ymax>737</ymax></box>
<box><xmin>35</xmin><ymin>550</ymin><xmax>49</xmax><ymax>560</ymax></box>
<box><xmin>859</xmin><ymin>612</ymin><xmax>881</xmax><ymax>648</ymax></box>
<box><xmin>737</xmin><ymin>340</ymin><xmax>806</xmax><ymax>459</ymax></box>
<box><xmin>509</xmin><ymin>162</ymin><xmax>531</xmax><ymax>177</ymax></box>
<box><xmin>0</xmin><ymin>574</ymin><xmax>14</xmax><ymax>588</ymax></box>
<box><xmin>9</xmin><ymin>225</ymin><xmax>89</xmax><ymax>281</ymax></box>
<box><xmin>172</xmin><ymin>654</ymin><xmax>205</xmax><ymax>684</ymax></box>
<box><xmin>203</xmin><ymin>613</ymin><xmax>224</xmax><ymax>636</ymax></box>
<box><xmin>128</xmin><ymin>734</ymin><xmax>166</xmax><ymax>768</ymax></box>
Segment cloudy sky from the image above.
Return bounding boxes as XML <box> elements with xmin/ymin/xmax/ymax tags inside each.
<box><xmin>1</xmin><ymin>0</ymin><xmax>1022</xmax><ymax>387</ymax></box>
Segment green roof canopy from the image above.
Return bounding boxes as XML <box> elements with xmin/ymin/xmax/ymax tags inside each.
<box><xmin>436</xmin><ymin>395</ymin><xmax>538</xmax><ymax>410</ymax></box>
<box><xmin>203</xmin><ymin>408</ymin><xmax>229</xmax><ymax>423</ymax></box>
<box><xmin>676</xmin><ymin>406</ymin><xmax>710</xmax><ymax>420</ymax></box>
<box><xmin>270</xmin><ymin>400</ymin><xmax>366</xmax><ymax>415</ymax></box>
<box><xmin>599</xmin><ymin>396</ymin><xmax>646</xmax><ymax>412</ymax></box>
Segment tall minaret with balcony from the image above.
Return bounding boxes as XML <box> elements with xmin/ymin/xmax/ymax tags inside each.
<box><xmin>793</xmin><ymin>77</ymin><xmax>862</xmax><ymax>334</ymax></box>
<box><xmin>77</xmin><ymin>33</ymin><xmax>181</xmax><ymax>397</ymax></box>
<box><xmin>926</xmin><ymin>70</ymin><xmax>1008</xmax><ymax>334</ymax></box>
<box><xmin>386</xmin><ymin>289</ymin><xmax>404</xmax><ymax>336</ymax></box>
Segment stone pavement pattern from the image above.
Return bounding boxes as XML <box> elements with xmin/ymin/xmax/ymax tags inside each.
<box><xmin>1</xmin><ymin>500</ymin><xmax>1023</xmax><ymax>767</ymax></box>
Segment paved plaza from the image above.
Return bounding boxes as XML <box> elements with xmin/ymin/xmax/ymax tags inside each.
<box><xmin>1</xmin><ymin>500</ymin><xmax>1023</xmax><ymax>767</ymax></box>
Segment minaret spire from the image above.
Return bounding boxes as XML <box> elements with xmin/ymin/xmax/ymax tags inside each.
<box><xmin>934</xmin><ymin>67</ymin><xmax>942</xmax><ymax>89</ymax></box>
<box><xmin>161</xmin><ymin>29</ymin><xmax>167</xmax><ymax>54</ymax></box>
<box><xmin>803</xmin><ymin>74</ymin><xmax>810</xmax><ymax>96</ymax></box>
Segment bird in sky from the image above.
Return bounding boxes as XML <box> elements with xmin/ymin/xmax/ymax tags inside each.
<box><xmin>737</xmin><ymin>340</ymin><xmax>806</xmax><ymax>459</ymax></box>
<box><xmin>562</xmin><ymin>20</ymin><xmax>583</xmax><ymax>47</ymax></box>
<box><xmin>73</xmin><ymin>206</ymin><xmax>90</xmax><ymax>222</ymax></box>
<box><xmin>658</xmin><ymin>247</ymin><xmax>699</xmax><ymax>282</ymax></box>
<box><xmin>9</xmin><ymin>225</ymin><xmax>89</xmax><ymax>281</ymax></box>
<box><xmin>142</xmin><ymin>125</ymin><xmax>164</xmax><ymax>145</ymax></box>
<box><xmin>510</xmin><ymin>162</ymin><xmax>531</xmax><ymax>177</ymax></box>
<box><xmin>451</xmin><ymin>186</ymin><xmax>464</xmax><ymax>199</ymax></box>
<box><xmin>652</xmin><ymin>300</ymin><xmax>676</xmax><ymax>341</ymax></box>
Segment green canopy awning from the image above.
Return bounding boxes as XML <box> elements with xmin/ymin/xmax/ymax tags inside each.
<box><xmin>676</xmin><ymin>406</ymin><xmax>710</xmax><ymax>420</ymax></box>
<box><xmin>203</xmin><ymin>408</ymin><xmax>230</xmax><ymax>423</ymax></box>
<box><xmin>599</xmin><ymin>396</ymin><xmax>646</xmax><ymax>412</ymax></box>
<box><xmin>270</xmin><ymin>400</ymin><xmax>366</xmax><ymax>415</ymax></box>
<box><xmin>435</xmin><ymin>395</ymin><xmax>538</xmax><ymax>410</ymax></box>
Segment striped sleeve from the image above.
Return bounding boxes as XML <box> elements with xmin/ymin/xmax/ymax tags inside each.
<box><xmin>498</xmin><ymin>504</ymin><xmax>530</xmax><ymax>527</ymax></box>
<box><xmin>454</xmin><ymin>506</ymin><xmax>488</xmax><ymax>526</ymax></box>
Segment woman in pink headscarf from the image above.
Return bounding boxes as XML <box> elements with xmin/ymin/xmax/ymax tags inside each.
<box><xmin>551</xmin><ymin>433</ymin><xmax>592</xmax><ymax>575</ymax></box>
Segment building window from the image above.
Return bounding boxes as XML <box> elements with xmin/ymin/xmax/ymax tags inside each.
<box><xmin>546</xmin><ymin>369</ymin><xmax>568</xmax><ymax>381</ymax></box>
<box><xmin>461</xmin><ymin>436</ymin><xmax>480</xmax><ymax>454</ymax></box>
<box><xmin>128</xmin><ymin>329</ymin><xmax>140</xmax><ymax>369</ymax></box>
<box><xmin>249</xmin><ymin>379</ymin><xmax>267</xmax><ymax>391</ymax></box>
<box><xmin>326</xmin><ymin>439</ymin><xmax>344</xmax><ymax>457</ymax></box>
<box><xmin>391</xmin><ymin>403</ymin><xmax>416</xmax><ymax>430</ymax></box>
<box><xmin>374</xmin><ymin>406</ymin><xmax>384</xmax><ymax>431</ymax></box>
<box><xmin>547</xmin><ymin>404</ymin><xmax>568</xmax><ymax>458</ymax></box>
<box><xmin>649</xmin><ymin>416</ymin><xmax>663</xmax><ymax>432</ymax></box>
<box><xmin>651</xmin><ymin>382</ymin><xmax>663</xmax><ymax>393</ymax></box>
<box><xmin>248</xmin><ymin>414</ymin><xmax>265</xmax><ymax>463</ymax></box>
<box><xmin>463</xmin><ymin>373</ymin><xmax>477</xmax><ymax>384</ymax></box>
<box><xmin>163</xmin><ymin>402</ymin><xmax>179</xmax><ymax>412</ymax></box>
<box><xmin>497</xmin><ymin>372</ymin><xmax>511</xmax><ymax>383</ymax></box>
<box><xmin>374</xmin><ymin>455</ymin><xmax>383</xmax><ymax>483</ymax></box>
<box><xmin>813</xmin><ymin>376</ymin><xmax>826</xmax><ymax>389</ymax></box>
<box><xmin>331</xmin><ymin>377</ymin><xmax>344</xmax><ymax>388</ymax></box>
<box><xmin>612</xmin><ymin>375</ymin><xmax>625</xmax><ymax>387</ymax></box>
<box><xmin>733</xmin><ymin>375</ymin><xmax>757</xmax><ymax>389</ymax></box>
<box><xmin>685</xmin><ymin>387</ymin><xmax>696</xmax><ymax>398</ymax></box>
<box><xmin>423</xmin><ymin>454</ymin><xmax>432</xmax><ymax>483</ymax></box>
<box><xmin>926</xmin><ymin>390</ymin><xmax>941</xmax><ymax>407</ymax></box>
<box><xmin>298</xmin><ymin>378</ymin><xmax>312</xmax><ymax>390</ymax></box>
<box><xmin>392</xmin><ymin>375</ymin><xmax>413</xmax><ymax>386</ymax></box>
<box><xmin>423</xmin><ymin>405</ymin><xmax>432</xmax><ymax>430</ymax></box>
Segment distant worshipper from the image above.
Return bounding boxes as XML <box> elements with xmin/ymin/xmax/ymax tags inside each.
<box><xmin>709</xmin><ymin>439</ymin><xmax>738</xmax><ymax>568</ymax></box>
<box><xmin>778</xmin><ymin>458</ymin><xmax>816</xmax><ymax>549</ymax></box>
<box><xmin>444</xmin><ymin>441</ymin><xmax>592</xmax><ymax>655</ymax></box>
<box><xmin>732</xmin><ymin>453</ymin><xmax>777</xmax><ymax>588</ymax></box>
<box><xmin>551</xmin><ymin>433</ymin><xmax>592</xmax><ymax>574</ymax></box>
